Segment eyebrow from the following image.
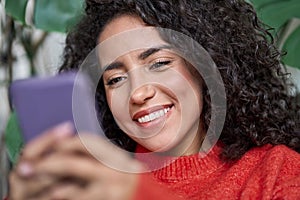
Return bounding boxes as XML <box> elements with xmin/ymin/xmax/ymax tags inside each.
<box><xmin>104</xmin><ymin>61</ymin><xmax>123</xmax><ymax>72</ymax></box>
<box><xmin>138</xmin><ymin>45</ymin><xmax>171</xmax><ymax>60</ymax></box>
<box><xmin>104</xmin><ymin>45</ymin><xmax>172</xmax><ymax>72</ymax></box>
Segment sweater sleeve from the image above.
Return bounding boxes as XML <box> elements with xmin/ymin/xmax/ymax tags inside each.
<box><xmin>133</xmin><ymin>173</ymin><xmax>185</xmax><ymax>200</ymax></box>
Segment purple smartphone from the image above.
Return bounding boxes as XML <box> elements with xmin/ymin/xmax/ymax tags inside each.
<box><xmin>10</xmin><ymin>72</ymin><xmax>101</xmax><ymax>143</ymax></box>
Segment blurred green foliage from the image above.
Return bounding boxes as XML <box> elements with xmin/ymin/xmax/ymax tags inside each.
<box><xmin>251</xmin><ymin>0</ymin><xmax>300</xmax><ymax>69</ymax></box>
<box><xmin>5</xmin><ymin>0</ymin><xmax>84</xmax><ymax>32</ymax></box>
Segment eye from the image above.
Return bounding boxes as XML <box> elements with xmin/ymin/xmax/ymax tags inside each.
<box><xmin>149</xmin><ymin>60</ymin><xmax>172</xmax><ymax>71</ymax></box>
<box><xmin>106</xmin><ymin>76</ymin><xmax>127</xmax><ymax>86</ymax></box>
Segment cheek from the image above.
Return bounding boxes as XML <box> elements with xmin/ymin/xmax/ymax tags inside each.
<box><xmin>105</xmin><ymin>89</ymin><xmax>124</xmax><ymax>122</ymax></box>
<box><xmin>166</xmin><ymin>68</ymin><xmax>202</xmax><ymax>105</ymax></box>
<box><xmin>106</xmin><ymin>90</ymin><xmax>122</xmax><ymax>117</ymax></box>
<box><xmin>105</xmin><ymin>87</ymin><xmax>133</xmax><ymax>130</ymax></box>
<box><xmin>180</xmin><ymin>66</ymin><xmax>203</xmax><ymax>104</ymax></box>
<box><xmin>105</xmin><ymin>90</ymin><xmax>113</xmax><ymax>111</ymax></box>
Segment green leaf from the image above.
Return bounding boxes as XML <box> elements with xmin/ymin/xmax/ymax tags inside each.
<box><xmin>5</xmin><ymin>0</ymin><xmax>28</xmax><ymax>24</ymax></box>
<box><xmin>254</xmin><ymin>0</ymin><xmax>300</xmax><ymax>31</ymax></box>
<box><xmin>250</xmin><ymin>0</ymin><xmax>279</xmax><ymax>8</ymax></box>
<box><xmin>34</xmin><ymin>0</ymin><xmax>84</xmax><ymax>32</ymax></box>
<box><xmin>4</xmin><ymin>112</ymin><xmax>24</xmax><ymax>164</ymax></box>
<box><xmin>282</xmin><ymin>25</ymin><xmax>300</xmax><ymax>69</ymax></box>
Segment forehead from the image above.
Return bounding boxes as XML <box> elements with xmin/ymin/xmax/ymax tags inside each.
<box><xmin>98</xmin><ymin>15</ymin><xmax>147</xmax><ymax>43</ymax></box>
<box><xmin>96</xmin><ymin>17</ymin><xmax>168</xmax><ymax>68</ymax></box>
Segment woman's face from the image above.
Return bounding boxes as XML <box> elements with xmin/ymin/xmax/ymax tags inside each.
<box><xmin>99</xmin><ymin>15</ymin><xmax>205</xmax><ymax>155</ymax></box>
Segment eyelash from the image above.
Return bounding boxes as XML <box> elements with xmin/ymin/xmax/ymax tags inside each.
<box><xmin>105</xmin><ymin>60</ymin><xmax>172</xmax><ymax>86</ymax></box>
<box><xmin>106</xmin><ymin>76</ymin><xmax>127</xmax><ymax>86</ymax></box>
<box><xmin>149</xmin><ymin>60</ymin><xmax>172</xmax><ymax>71</ymax></box>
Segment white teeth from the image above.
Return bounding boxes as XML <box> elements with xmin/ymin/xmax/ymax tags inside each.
<box><xmin>159</xmin><ymin>110</ymin><xmax>164</xmax><ymax>117</ymax></box>
<box><xmin>145</xmin><ymin>115</ymin><xmax>150</xmax><ymax>122</ymax></box>
<box><xmin>137</xmin><ymin>107</ymin><xmax>171</xmax><ymax>123</ymax></box>
<box><xmin>150</xmin><ymin>113</ymin><xmax>155</xmax><ymax>120</ymax></box>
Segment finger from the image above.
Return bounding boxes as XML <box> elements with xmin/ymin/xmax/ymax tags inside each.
<box><xmin>22</xmin><ymin>122</ymin><xmax>74</xmax><ymax>160</ymax></box>
<box><xmin>64</xmin><ymin>133</ymin><xmax>143</xmax><ymax>173</ymax></box>
<box><xmin>54</xmin><ymin>133</ymin><xmax>143</xmax><ymax>172</ymax></box>
<box><xmin>54</xmin><ymin>133</ymin><xmax>93</xmax><ymax>156</ymax></box>
<box><xmin>33</xmin><ymin>153</ymin><xmax>103</xmax><ymax>180</ymax></box>
<box><xmin>9</xmin><ymin>171</ymin><xmax>27</xmax><ymax>200</ymax></box>
<box><xmin>50</xmin><ymin>183</ymin><xmax>82</xmax><ymax>200</ymax></box>
<box><xmin>9</xmin><ymin>170</ymin><xmax>57</xmax><ymax>199</ymax></box>
<box><xmin>25</xmin><ymin>175</ymin><xmax>56</xmax><ymax>197</ymax></box>
<box><xmin>50</xmin><ymin>182</ymin><xmax>107</xmax><ymax>200</ymax></box>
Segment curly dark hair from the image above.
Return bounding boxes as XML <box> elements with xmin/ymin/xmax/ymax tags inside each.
<box><xmin>59</xmin><ymin>0</ymin><xmax>300</xmax><ymax>161</ymax></box>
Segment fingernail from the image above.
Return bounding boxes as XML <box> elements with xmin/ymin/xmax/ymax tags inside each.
<box><xmin>18</xmin><ymin>162</ymin><xmax>33</xmax><ymax>177</ymax></box>
<box><xmin>54</xmin><ymin>122</ymin><xmax>74</xmax><ymax>138</ymax></box>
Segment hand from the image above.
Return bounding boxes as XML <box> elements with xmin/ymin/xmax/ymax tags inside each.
<box><xmin>9</xmin><ymin>123</ymin><xmax>143</xmax><ymax>200</ymax></box>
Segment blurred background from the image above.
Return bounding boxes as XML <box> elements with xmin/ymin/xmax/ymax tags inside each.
<box><xmin>0</xmin><ymin>0</ymin><xmax>300</xmax><ymax>198</ymax></box>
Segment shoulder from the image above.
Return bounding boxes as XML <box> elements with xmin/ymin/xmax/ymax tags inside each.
<box><xmin>239</xmin><ymin>144</ymin><xmax>300</xmax><ymax>199</ymax></box>
<box><xmin>263</xmin><ymin>144</ymin><xmax>299</xmax><ymax>158</ymax></box>
<box><xmin>240</xmin><ymin>144</ymin><xmax>300</xmax><ymax>181</ymax></box>
<box><xmin>244</xmin><ymin>144</ymin><xmax>300</xmax><ymax>168</ymax></box>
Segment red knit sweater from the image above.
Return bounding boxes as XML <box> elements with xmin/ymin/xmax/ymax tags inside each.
<box><xmin>133</xmin><ymin>144</ymin><xmax>300</xmax><ymax>200</ymax></box>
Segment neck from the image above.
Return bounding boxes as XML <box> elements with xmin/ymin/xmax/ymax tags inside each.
<box><xmin>160</xmin><ymin>120</ymin><xmax>206</xmax><ymax>156</ymax></box>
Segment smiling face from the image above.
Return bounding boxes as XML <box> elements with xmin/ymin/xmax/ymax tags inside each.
<box><xmin>99</xmin><ymin>15</ymin><xmax>205</xmax><ymax>156</ymax></box>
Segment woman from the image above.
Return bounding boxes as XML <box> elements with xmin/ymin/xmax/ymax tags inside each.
<box><xmin>9</xmin><ymin>0</ymin><xmax>300</xmax><ymax>199</ymax></box>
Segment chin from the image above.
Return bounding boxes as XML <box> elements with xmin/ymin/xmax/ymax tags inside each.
<box><xmin>139</xmin><ymin>138</ymin><xmax>179</xmax><ymax>153</ymax></box>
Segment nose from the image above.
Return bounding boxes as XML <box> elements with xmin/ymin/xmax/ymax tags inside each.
<box><xmin>130</xmin><ymin>84</ymin><xmax>156</xmax><ymax>105</ymax></box>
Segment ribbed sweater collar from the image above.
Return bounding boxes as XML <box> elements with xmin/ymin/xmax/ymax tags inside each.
<box><xmin>135</xmin><ymin>143</ymin><xmax>225</xmax><ymax>181</ymax></box>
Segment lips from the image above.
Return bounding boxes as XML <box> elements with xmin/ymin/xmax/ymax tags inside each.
<box><xmin>132</xmin><ymin>104</ymin><xmax>173</xmax><ymax>123</ymax></box>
